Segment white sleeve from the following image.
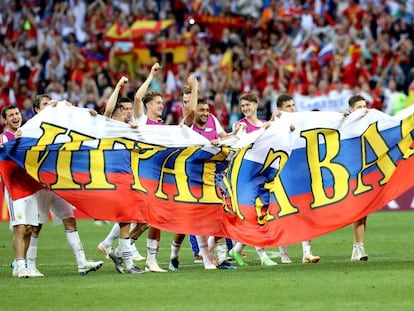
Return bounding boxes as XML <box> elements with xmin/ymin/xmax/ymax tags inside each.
<box><xmin>0</xmin><ymin>134</ymin><xmax>9</xmax><ymax>144</ymax></box>
<box><xmin>135</xmin><ymin>114</ymin><xmax>148</xmax><ymax>126</ymax></box>
<box><xmin>232</xmin><ymin>122</ymin><xmax>237</xmax><ymax>132</ymax></box>
<box><xmin>211</xmin><ymin>114</ymin><xmax>225</xmax><ymax>135</ymax></box>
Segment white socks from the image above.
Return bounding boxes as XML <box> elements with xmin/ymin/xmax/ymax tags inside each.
<box><xmin>102</xmin><ymin>223</ymin><xmax>120</xmax><ymax>247</ymax></box>
<box><xmin>279</xmin><ymin>245</ymin><xmax>288</xmax><ymax>255</ymax></box>
<box><xmin>65</xmin><ymin>229</ymin><xmax>87</xmax><ymax>267</ymax></box>
<box><xmin>215</xmin><ymin>241</ymin><xmax>227</xmax><ymax>265</ymax></box>
<box><xmin>170</xmin><ymin>241</ymin><xmax>181</xmax><ymax>260</ymax></box>
<box><xmin>146</xmin><ymin>238</ymin><xmax>158</xmax><ymax>263</ymax></box>
<box><xmin>233</xmin><ymin>242</ymin><xmax>245</xmax><ymax>253</ymax></box>
<box><xmin>27</xmin><ymin>234</ymin><xmax>39</xmax><ymax>269</ymax></box>
<box><xmin>196</xmin><ymin>235</ymin><xmax>215</xmax><ymax>268</ymax></box>
<box><xmin>15</xmin><ymin>258</ymin><xmax>26</xmax><ymax>270</ymax></box>
<box><xmin>255</xmin><ymin>247</ymin><xmax>267</xmax><ymax>260</ymax></box>
<box><xmin>120</xmin><ymin>238</ymin><xmax>133</xmax><ymax>269</ymax></box>
<box><xmin>207</xmin><ymin>236</ymin><xmax>215</xmax><ymax>252</ymax></box>
<box><xmin>302</xmin><ymin>240</ymin><xmax>311</xmax><ymax>256</ymax></box>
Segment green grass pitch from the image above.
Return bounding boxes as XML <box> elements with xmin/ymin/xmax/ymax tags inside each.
<box><xmin>0</xmin><ymin>211</ymin><xmax>413</xmax><ymax>311</ymax></box>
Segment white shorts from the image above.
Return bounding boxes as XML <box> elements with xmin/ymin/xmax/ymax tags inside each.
<box><xmin>37</xmin><ymin>189</ymin><xmax>75</xmax><ymax>224</ymax></box>
<box><xmin>5</xmin><ymin>188</ymin><xmax>39</xmax><ymax>227</ymax></box>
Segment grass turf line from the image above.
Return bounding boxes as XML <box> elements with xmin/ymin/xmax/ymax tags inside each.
<box><xmin>0</xmin><ymin>211</ymin><xmax>413</xmax><ymax>311</ymax></box>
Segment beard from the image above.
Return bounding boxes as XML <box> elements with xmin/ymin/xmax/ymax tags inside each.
<box><xmin>196</xmin><ymin>116</ymin><xmax>208</xmax><ymax>126</ymax></box>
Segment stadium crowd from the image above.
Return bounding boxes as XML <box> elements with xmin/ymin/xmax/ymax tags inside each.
<box><xmin>1</xmin><ymin>0</ymin><xmax>414</xmax><ymax>132</ymax></box>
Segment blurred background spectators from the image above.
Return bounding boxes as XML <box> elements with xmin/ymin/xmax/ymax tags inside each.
<box><xmin>1</xmin><ymin>0</ymin><xmax>414</xmax><ymax>132</ymax></box>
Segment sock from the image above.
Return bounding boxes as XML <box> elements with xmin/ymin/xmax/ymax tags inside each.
<box><xmin>170</xmin><ymin>241</ymin><xmax>181</xmax><ymax>260</ymax></box>
<box><xmin>157</xmin><ymin>240</ymin><xmax>161</xmax><ymax>258</ymax></box>
<box><xmin>233</xmin><ymin>242</ymin><xmax>245</xmax><ymax>253</ymax></box>
<box><xmin>27</xmin><ymin>234</ymin><xmax>39</xmax><ymax>269</ymax></box>
<box><xmin>65</xmin><ymin>229</ymin><xmax>87</xmax><ymax>267</ymax></box>
<box><xmin>355</xmin><ymin>242</ymin><xmax>364</xmax><ymax>252</ymax></box>
<box><xmin>15</xmin><ymin>258</ymin><xmax>26</xmax><ymax>270</ymax></box>
<box><xmin>196</xmin><ymin>235</ymin><xmax>214</xmax><ymax>267</ymax></box>
<box><xmin>114</xmin><ymin>245</ymin><xmax>121</xmax><ymax>257</ymax></box>
<box><xmin>215</xmin><ymin>241</ymin><xmax>227</xmax><ymax>265</ymax></box>
<box><xmin>255</xmin><ymin>247</ymin><xmax>267</xmax><ymax>260</ymax></box>
<box><xmin>102</xmin><ymin>223</ymin><xmax>120</xmax><ymax>247</ymax></box>
<box><xmin>120</xmin><ymin>238</ymin><xmax>133</xmax><ymax>270</ymax></box>
<box><xmin>129</xmin><ymin>238</ymin><xmax>139</xmax><ymax>256</ymax></box>
<box><xmin>302</xmin><ymin>240</ymin><xmax>311</xmax><ymax>256</ymax></box>
<box><xmin>279</xmin><ymin>246</ymin><xmax>288</xmax><ymax>256</ymax></box>
<box><xmin>146</xmin><ymin>238</ymin><xmax>158</xmax><ymax>263</ymax></box>
<box><xmin>207</xmin><ymin>236</ymin><xmax>215</xmax><ymax>253</ymax></box>
<box><xmin>226</xmin><ymin>238</ymin><xmax>234</xmax><ymax>250</ymax></box>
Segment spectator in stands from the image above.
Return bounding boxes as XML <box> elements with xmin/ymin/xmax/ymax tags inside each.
<box><xmin>1</xmin><ymin>0</ymin><xmax>413</xmax><ymax>122</ymax></box>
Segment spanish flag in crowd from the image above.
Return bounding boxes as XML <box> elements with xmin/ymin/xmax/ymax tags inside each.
<box><xmin>105</xmin><ymin>20</ymin><xmax>174</xmax><ymax>41</ymax></box>
<box><xmin>220</xmin><ymin>48</ymin><xmax>233</xmax><ymax>74</ymax></box>
<box><xmin>130</xmin><ymin>20</ymin><xmax>174</xmax><ymax>37</ymax></box>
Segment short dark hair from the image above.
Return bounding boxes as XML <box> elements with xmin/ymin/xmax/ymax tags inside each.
<box><xmin>113</xmin><ymin>97</ymin><xmax>132</xmax><ymax>116</ymax></box>
<box><xmin>112</xmin><ymin>103</ymin><xmax>124</xmax><ymax>116</ymax></box>
<box><xmin>239</xmin><ymin>93</ymin><xmax>259</xmax><ymax>104</ymax></box>
<box><xmin>1</xmin><ymin>104</ymin><xmax>19</xmax><ymax>119</ymax></box>
<box><xmin>197</xmin><ymin>94</ymin><xmax>207</xmax><ymax>105</ymax></box>
<box><xmin>118</xmin><ymin>97</ymin><xmax>132</xmax><ymax>104</ymax></box>
<box><xmin>276</xmin><ymin>94</ymin><xmax>293</xmax><ymax>108</ymax></box>
<box><xmin>33</xmin><ymin>94</ymin><xmax>51</xmax><ymax>113</ymax></box>
<box><xmin>348</xmin><ymin>94</ymin><xmax>366</xmax><ymax>108</ymax></box>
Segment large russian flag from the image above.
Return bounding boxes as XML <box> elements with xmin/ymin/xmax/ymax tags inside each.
<box><xmin>1</xmin><ymin>104</ymin><xmax>414</xmax><ymax>247</ymax></box>
<box><xmin>222</xmin><ymin>108</ymin><xmax>414</xmax><ymax>246</ymax></box>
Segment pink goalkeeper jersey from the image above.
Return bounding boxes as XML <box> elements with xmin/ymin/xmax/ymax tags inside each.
<box><xmin>238</xmin><ymin>118</ymin><xmax>264</xmax><ymax>133</ymax></box>
<box><xmin>192</xmin><ymin>114</ymin><xmax>221</xmax><ymax>140</ymax></box>
<box><xmin>136</xmin><ymin>114</ymin><xmax>165</xmax><ymax>126</ymax></box>
<box><xmin>146</xmin><ymin>118</ymin><xmax>164</xmax><ymax>125</ymax></box>
<box><xmin>1</xmin><ymin>130</ymin><xmax>15</xmax><ymax>142</ymax></box>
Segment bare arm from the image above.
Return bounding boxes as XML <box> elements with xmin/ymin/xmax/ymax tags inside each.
<box><xmin>133</xmin><ymin>63</ymin><xmax>162</xmax><ymax>119</ymax></box>
<box><xmin>104</xmin><ymin>76</ymin><xmax>128</xmax><ymax>117</ymax></box>
<box><xmin>182</xmin><ymin>75</ymin><xmax>198</xmax><ymax>127</ymax></box>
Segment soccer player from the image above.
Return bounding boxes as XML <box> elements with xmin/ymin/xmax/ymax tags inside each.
<box><xmin>25</xmin><ymin>94</ymin><xmax>104</xmax><ymax>276</ymax></box>
<box><xmin>134</xmin><ymin>64</ymin><xmax>200</xmax><ymax>272</ymax></box>
<box><xmin>168</xmin><ymin>84</ymin><xmax>203</xmax><ymax>271</ymax></box>
<box><xmin>273</xmin><ymin>94</ymin><xmax>321</xmax><ymax>264</ymax></box>
<box><xmin>227</xmin><ymin>93</ymin><xmax>278</xmax><ymax>267</ymax></box>
<box><xmin>190</xmin><ymin>95</ymin><xmax>237</xmax><ymax>270</ymax></box>
<box><xmin>101</xmin><ymin>77</ymin><xmax>148</xmax><ymax>263</ymax></box>
<box><xmin>101</xmin><ymin>76</ymin><xmax>147</xmax><ymax>274</ymax></box>
<box><xmin>0</xmin><ymin>104</ymin><xmax>43</xmax><ymax>278</ymax></box>
<box><xmin>347</xmin><ymin>94</ymin><xmax>369</xmax><ymax>261</ymax></box>
<box><xmin>133</xmin><ymin>63</ymin><xmax>168</xmax><ymax>272</ymax></box>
